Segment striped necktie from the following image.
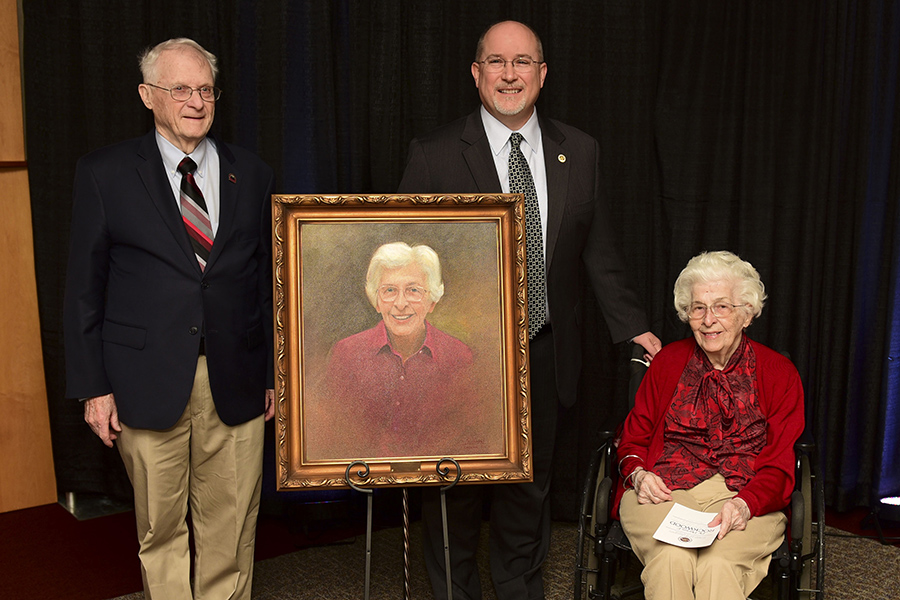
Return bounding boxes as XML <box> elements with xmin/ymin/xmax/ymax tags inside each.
<box><xmin>177</xmin><ymin>157</ymin><xmax>213</xmax><ymax>271</ymax></box>
<box><xmin>508</xmin><ymin>132</ymin><xmax>547</xmax><ymax>339</ymax></box>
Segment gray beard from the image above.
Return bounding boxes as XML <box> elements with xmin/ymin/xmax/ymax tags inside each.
<box><xmin>493</xmin><ymin>95</ymin><xmax>527</xmax><ymax>117</ymax></box>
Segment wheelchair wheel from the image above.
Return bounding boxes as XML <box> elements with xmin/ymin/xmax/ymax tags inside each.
<box><xmin>798</xmin><ymin>451</ymin><xmax>825</xmax><ymax>600</ymax></box>
<box><xmin>574</xmin><ymin>443</ymin><xmax>614</xmax><ymax>599</ymax></box>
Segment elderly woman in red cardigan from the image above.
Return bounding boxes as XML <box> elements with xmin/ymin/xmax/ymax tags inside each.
<box><xmin>615</xmin><ymin>251</ymin><xmax>805</xmax><ymax>600</ymax></box>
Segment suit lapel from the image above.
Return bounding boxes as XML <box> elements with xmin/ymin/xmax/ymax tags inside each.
<box><xmin>540</xmin><ymin>116</ymin><xmax>568</xmax><ymax>274</ymax></box>
<box><xmin>136</xmin><ymin>131</ymin><xmax>199</xmax><ymax>271</ymax></box>
<box><xmin>207</xmin><ymin>136</ymin><xmax>237</xmax><ymax>272</ymax></box>
<box><xmin>462</xmin><ymin>111</ymin><xmax>568</xmax><ymax>270</ymax></box>
<box><xmin>461</xmin><ymin>111</ymin><xmax>503</xmax><ymax>192</ymax></box>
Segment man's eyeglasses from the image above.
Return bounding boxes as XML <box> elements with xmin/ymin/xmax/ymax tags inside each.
<box><xmin>145</xmin><ymin>83</ymin><xmax>221</xmax><ymax>102</ymax></box>
<box><xmin>477</xmin><ymin>56</ymin><xmax>543</xmax><ymax>73</ymax></box>
<box><xmin>378</xmin><ymin>285</ymin><xmax>428</xmax><ymax>303</ymax></box>
<box><xmin>687</xmin><ymin>302</ymin><xmax>745</xmax><ymax>320</ymax></box>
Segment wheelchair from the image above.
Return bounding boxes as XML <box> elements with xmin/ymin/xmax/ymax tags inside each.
<box><xmin>574</xmin><ymin>348</ymin><xmax>825</xmax><ymax>600</ymax></box>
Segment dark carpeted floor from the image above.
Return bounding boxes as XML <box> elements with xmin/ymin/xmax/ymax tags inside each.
<box><xmin>111</xmin><ymin>521</ymin><xmax>899</xmax><ymax>600</ymax></box>
<box><xmin>2</xmin><ymin>501</ymin><xmax>899</xmax><ymax>600</ymax></box>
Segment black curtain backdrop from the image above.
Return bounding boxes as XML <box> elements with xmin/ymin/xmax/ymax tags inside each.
<box><xmin>21</xmin><ymin>1</ymin><xmax>899</xmax><ymax>517</ymax></box>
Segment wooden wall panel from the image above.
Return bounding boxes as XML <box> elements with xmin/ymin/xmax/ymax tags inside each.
<box><xmin>0</xmin><ymin>0</ymin><xmax>25</xmax><ymax>162</ymax></box>
<box><xmin>0</xmin><ymin>0</ymin><xmax>57</xmax><ymax>512</ymax></box>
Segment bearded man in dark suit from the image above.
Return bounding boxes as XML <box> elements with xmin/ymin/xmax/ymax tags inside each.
<box><xmin>64</xmin><ymin>38</ymin><xmax>274</xmax><ymax>600</ymax></box>
<box><xmin>397</xmin><ymin>21</ymin><xmax>661</xmax><ymax>600</ymax></box>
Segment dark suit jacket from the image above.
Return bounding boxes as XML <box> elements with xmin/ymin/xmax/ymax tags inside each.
<box><xmin>397</xmin><ymin>109</ymin><xmax>648</xmax><ymax>407</ymax></box>
<box><xmin>64</xmin><ymin>130</ymin><xmax>275</xmax><ymax>429</ymax></box>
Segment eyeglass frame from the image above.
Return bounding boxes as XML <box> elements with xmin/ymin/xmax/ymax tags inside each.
<box><xmin>145</xmin><ymin>83</ymin><xmax>222</xmax><ymax>102</ymax></box>
<box><xmin>476</xmin><ymin>55</ymin><xmax>545</xmax><ymax>73</ymax></box>
<box><xmin>377</xmin><ymin>284</ymin><xmax>430</xmax><ymax>304</ymax></box>
<box><xmin>686</xmin><ymin>302</ymin><xmax>747</xmax><ymax>320</ymax></box>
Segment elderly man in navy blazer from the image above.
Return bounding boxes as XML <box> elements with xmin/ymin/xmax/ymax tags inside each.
<box><xmin>64</xmin><ymin>38</ymin><xmax>274</xmax><ymax>600</ymax></box>
<box><xmin>398</xmin><ymin>21</ymin><xmax>661</xmax><ymax>600</ymax></box>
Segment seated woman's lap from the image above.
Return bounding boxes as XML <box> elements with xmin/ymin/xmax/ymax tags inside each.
<box><xmin>619</xmin><ymin>474</ymin><xmax>787</xmax><ymax>600</ymax></box>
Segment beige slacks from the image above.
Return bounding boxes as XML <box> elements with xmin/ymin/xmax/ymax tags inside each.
<box><xmin>118</xmin><ymin>356</ymin><xmax>265</xmax><ymax>600</ymax></box>
<box><xmin>619</xmin><ymin>474</ymin><xmax>786</xmax><ymax>600</ymax></box>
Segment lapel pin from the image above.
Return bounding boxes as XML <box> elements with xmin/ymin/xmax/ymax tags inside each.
<box><xmin>558</xmin><ymin>154</ymin><xmax>566</xmax><ymax>163</ymax></box>
<box><xmin>228</xmin><ymin>173</ymin><xmax>237</xmax><ymax>183</ymax></box>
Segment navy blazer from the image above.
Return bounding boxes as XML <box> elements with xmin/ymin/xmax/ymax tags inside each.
<box><xmin>64</xmin><ymin>130</ymin><xmax>275</xmax><ymax>428</ymax></box>
<box><xmin>398</xmin><ymin>110</ymin><xmax>648</xmax><ymax>407</ymax></box>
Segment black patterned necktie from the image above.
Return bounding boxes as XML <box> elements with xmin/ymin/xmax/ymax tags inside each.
<box><xmin>177</xmin><ymin>157</ymin><xmax>213</xmax><ymax>271</ymax></box>
<box><xmin>508</xmin><ymin>132</ymin><xmax>547</xmax><ymax>339</ymax></box>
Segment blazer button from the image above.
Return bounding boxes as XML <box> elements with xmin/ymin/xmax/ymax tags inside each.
<box><xmin>201</xmin><ymin>281</ymin><xmax>210</xmax><ymax>289</ymax></box>
<box><xmin>189</xmin><ymin>326</ymin><xmax>199</xmax><ymax>335</ymax></box>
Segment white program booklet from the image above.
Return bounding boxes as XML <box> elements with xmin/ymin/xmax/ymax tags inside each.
<box><xmin>652</xmin><ymin>503</ymin><xmax>721</xmax><ymax>548</ymax></box>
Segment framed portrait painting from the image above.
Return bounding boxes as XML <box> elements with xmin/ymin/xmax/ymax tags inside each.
<box><xmin>273</xmin><ymin>193</ymin><xmax>531</xmax><ymax>489</ymax></box>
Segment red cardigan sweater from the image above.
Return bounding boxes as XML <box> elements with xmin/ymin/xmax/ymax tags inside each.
<box><xmin>613</xmin><ymin>337</ymin><xmax>805</xmax><ymax>519</ymax></box>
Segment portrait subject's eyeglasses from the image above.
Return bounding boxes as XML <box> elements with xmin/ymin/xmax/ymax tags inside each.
<box><xmin>378</xmin><ymin>285</ymin><xmax>428</xmax><ymax>303</ymax></box>
<box><xmin>145</xmin><ymin>83</ymin><xmax>221</xmax><ymax>102</ymax></box>
<box><xmin>687</xmin><ymin>302</ymin><xmax>745</xmax><ymax>320</ymax></box>
<box><xmin>477</xmin><ymin>56</ymin><xmax>543</xmax><ymax>73</ymax></box>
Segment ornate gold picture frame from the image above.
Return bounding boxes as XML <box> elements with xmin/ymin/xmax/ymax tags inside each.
<box><xmin>272</xmin><ymin>194</ymin><xmax>531</xmax><ymax>489</ymax></box>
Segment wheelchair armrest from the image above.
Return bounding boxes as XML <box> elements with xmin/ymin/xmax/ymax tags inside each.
<box><xmin>578</xmin><ymin>437</ymin><xmax>618</xmax><ymax>539</ymax></box>
<box><xmin>596</xmin><ymin>476</ymin><xmax>613</xmax><ymax>527</ymax></box>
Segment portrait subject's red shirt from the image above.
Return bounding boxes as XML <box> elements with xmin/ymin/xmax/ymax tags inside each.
<box><xmin>309</xmin><ymin>321</ymin><xmax>498</xmax><ymax>459</ymax></box>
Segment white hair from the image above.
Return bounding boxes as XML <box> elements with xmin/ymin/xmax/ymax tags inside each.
<box><xmin>673</xmin><ymin>250</ymin><xmax>767</xmax><ymax>323</ymax></box>
<box><xmin>365</xmin><ymin>242</ymin><xmax>444</xmax><ymax>308</ymax></box>
<box><xmin>139</xmin><ymin>38</ymin><xmax>218</xmax><ymax>83</ymax></box>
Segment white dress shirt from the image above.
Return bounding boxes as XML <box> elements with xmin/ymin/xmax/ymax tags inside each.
<box><xmin>480</xmin><ymin>106</ymin><xmax>549</xmax><ymax>259</ymax></box>
<box><xmin>156</xmin><ymin>132</ymin><xmax>221</xmax><ymax>236</ymax></box>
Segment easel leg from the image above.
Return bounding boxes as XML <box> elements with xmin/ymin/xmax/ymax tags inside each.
<box><xmin>441</xmin><ymin>488</ymin><xmax>453</xmax><ymax>599</ymax></box>
<box><xmin>346</xmin><ymin>461</ymin><xmax>375</xmax><ymax>600</ymax></box>
<box><xmin>403</xmin><ymin>488</ymin><xmax>411</xmax><ymax>600</ymax></box>
<box><xmin>364</xmin><ymin>491</ymin><xmax>373</xmax><ymax>599</ymax></box>
<box><xmin>437</xmin><ymin>458</ymin><xmax>462</xmax><ymax>600</ymax></box>
<box><xmin>345</xmin><ymin>459</ymin><xmax>464</xmax><ymax>599</ymax></box>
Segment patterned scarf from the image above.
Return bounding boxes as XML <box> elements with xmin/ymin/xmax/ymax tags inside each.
<box><xmin>653</xmin><ymin>336</ymin><xmax>767</xmax><ymax>491</ymax></box>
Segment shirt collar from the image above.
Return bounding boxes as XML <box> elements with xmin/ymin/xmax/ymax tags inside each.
<box><xmin>481</xmin><ymin>105</ymin><xmax>542</xmax><ymax>158</ymax></box>
<box><xmin>156</xmin><ymin>131</ymin><xmax>211</xmax><ymax>179</ymax></box>
<box><xmin>374</xmin><ymin>320</ymin><xmax>437</xmax><ymax>360</ymax></box>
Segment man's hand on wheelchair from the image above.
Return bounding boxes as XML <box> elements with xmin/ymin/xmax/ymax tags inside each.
<box><xmin>632</xmin><ymin>332</ymin><xmax>662</xmax><ymax>363</ymax></box>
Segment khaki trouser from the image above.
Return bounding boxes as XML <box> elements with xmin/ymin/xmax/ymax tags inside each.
<box><xmin>620</xmin><ymin>474</ymin><xmax>786</xmax><ymax>600</ymax></box>
<box><xmin>118</xmin><ymin>356</ymin><xmax>264</xmax><ymax>600</ymax></box>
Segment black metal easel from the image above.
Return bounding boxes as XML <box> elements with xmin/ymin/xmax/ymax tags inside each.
<box><xmin>344</xmin><ymin>458</ymin><xmax>464</xmax><ymax>599</ymax></box>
